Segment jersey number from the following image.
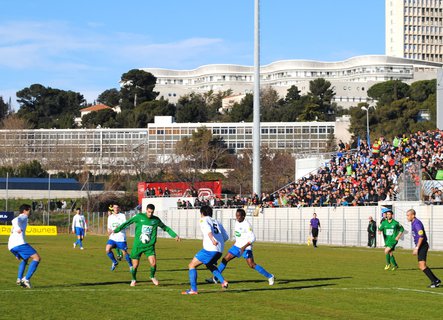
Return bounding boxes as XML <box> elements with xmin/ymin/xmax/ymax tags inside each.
<box><xmin>213</xmin><ymin>223</ymin><xmax>219</xmax><ymax>234</ymax></box>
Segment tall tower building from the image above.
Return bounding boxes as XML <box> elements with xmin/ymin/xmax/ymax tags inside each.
<box><xmin>386</xmin><ymin>0</ymin><xmax>443</xmax><ymax>62</ymax></box>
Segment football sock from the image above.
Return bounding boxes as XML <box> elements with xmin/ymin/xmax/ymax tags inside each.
<box><xmin>385</xmin><ymin>254</ymin><xmax>391</xmax><ymax>265</ymax></box>
<box><xmin>423</xmin><ymin>267</ymin><xmax>438</xmax><ymax>283</ymax></box>
<box><xmin>254</xmin><ymin>265</ymin><xmax>272</xmax><ymax>278</ymax></box>
<box><xmin>107</xmin><ymin>252</ymin><xmax>117</xmax><ymax>263</ymax></box>
<box><xmin>313</xmin><ymin>240</ymin><xmax>317</xmax><ymax>246</ymax></box>
<box><xmin>218</xmin><ymin>262</ymin><xmax>227</xmax><ymax>273</ymax></box>
<box><xmin>150</xmin><ymin>266</ymin><xmax>156</xmax><ymax>278</ymax></box>
<box><xmin>79</xmin><ymin>239</ymin><xmax>83</xmax><ymax>247</ymax></box>
<box><xmin>211</xmin><ymin>268</ymin><xmax>225</xmax><ymax>283</ymax></box>
<box><xmin>189</xmin><ymin>268</ymin><xmax>197</xmax><ymax>292</ymax></box>
<box><xmin>125</xmin><ymin>254</ymin><xmax>133</xmax><ymax>267</ymax></box>
<box><xmin>131</xmin><ymin>267</ymin><xmax>137</xmax><ymax>281</ymax></box>
<box><xmin>390</xmin><ymin>255</ymin><xmax>397</xmax><ymax>266</ymax></box>
<box><xmin>116</xmin><ymin>248</ymin><xmax>122</xmax><ymax>257</ymax></box>
<box><xmin>75</xmin><ymin>239</ymin><xmax>81</xmax><ymax>246</ymax></box>
<box><xmin>18</xmin><ymin>260</ymin><xmax>27</xmax><ymax>279</ymax></box>
<box><xmin>25</xmin><ymin>260</ymin><xmax>39</xmax><ymax>280</ymax></box>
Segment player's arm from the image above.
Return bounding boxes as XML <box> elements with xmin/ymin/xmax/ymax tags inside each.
<box><xmin>158</xmin><ymin>219</ymin><xmax>180</xmax><ymax>241</ymax></box>
<box><xmin>219</xmin><ymin>222</ymin><xmax>229</xmax><ymax>243</ymax></box>
<box><xmin>71</xmin><ymin>216</ymin><xmax>76</xmax><ymax>233</ymax></box>
<box><xmin>12</xmin><ymin>217</ymin><xmax>23</xmax><ymax>234</ymax></box>
<box><xmin>395</xmin><ymin>224</ymin><xmax>404</xmax><ymax>241</ymax></box>
<box><xmin>113</xmin><ymin>215</ymin><xmax>136</xmax><ymax>233</ymax></box>
<box><xmin>413</xmin><ymin>236</ymin><xmax>424</xmax><ymax>255</ymax></box>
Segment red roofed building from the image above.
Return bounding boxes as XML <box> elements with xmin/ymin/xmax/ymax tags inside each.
<box><xmin>75</xmin><ymin>104</ymin><xmax>121</xmax><ymax>126</ymax></box>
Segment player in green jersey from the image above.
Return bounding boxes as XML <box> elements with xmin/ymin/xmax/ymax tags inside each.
<box><xmin>378</xmin><ymin>207</ymin><xmax>404</xmax><ymax>271</ymax></box>
<box><xmin>113</xmin><ymin>203</ymin><xmax>180</xmax><ymax>287</ymax></box>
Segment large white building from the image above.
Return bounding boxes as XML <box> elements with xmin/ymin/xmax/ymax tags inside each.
<box><xmin>386</xmin><ymin>0</ymin><xmax>443</xmax><ymax>62</ymax></box>
<box><xmin>142</xmin><ymin>55</ymin><xmax>441</xmax><ymax>106</ymax></box>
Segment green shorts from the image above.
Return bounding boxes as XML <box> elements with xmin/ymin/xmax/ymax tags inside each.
<box><xmin>130</xmin><ymin>245</ymin><xmax>156</xmax><ymax>259</ymax></box>
<box><xmin>385</xmin><ymin>241</ymin><xmax>398</xmax><ymax>251</ymax></box>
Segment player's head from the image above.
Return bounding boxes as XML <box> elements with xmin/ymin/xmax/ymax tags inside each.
<box><xmin>406</xmin><ymin>208</ymin><xmax>416</xmax><ymax>222</ymax></box>
<box><xmin>76</xmin><ymin>207</ymin><xmax>81</xmax><ymax>214</ymax></box>
<box><xmin>381</xmin><ymin>207</ymin><xmax>392</xmax><ymax>219</ymax></box>
<box><xmin>236</xmin><ymin>208</ymin><xmax>246</xmax><ymax>222</ymax></box>
<box><xmin>200</xmin><ymin>205</ymin><xmax>213</xmax><ymax>217</ymax></box>
<box><xmin>113</xmin><ymin>204</ymin><xmax>119</xmax><ymax>214</ymax></box>
<box><xmin>313</xmin><ymin>212</ymin><xmax>317</xmax><ymax>218</ymax></box>
<box><xmin>19</xmin><ymin>204</ymin><xmax>31</xmax><ymax>215</ymax></box>
<box><xmin>146</xmin><ymin>204</ymin><xmax>155</xmax><ymax>217</ymax></box>
<box><xmin>368</xmin><ymin>216</ymin><xmax>373</xmax><ymax>221</ymax></box>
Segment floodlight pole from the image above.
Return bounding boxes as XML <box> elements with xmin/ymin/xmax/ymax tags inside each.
<box><xmin>252</xmin><ymin>0</ymin><xmax>261</xmax><ymax>196</ymax></box>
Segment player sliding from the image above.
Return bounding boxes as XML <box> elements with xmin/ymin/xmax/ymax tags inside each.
<box><xmin>182</xmin><ymin>205</ymin><xmax>229</xmax><ymax>295</ymax></box>
<box><xmin>378</xmin><ymin>207</ymin><xmax>404</xmax><ymax>271</ymax></box>
<box><xmin>106</xmin><ymin>204</ymin><xmax>133</xmax><ymax>271</ymax></box>
<box><xmin>113</xmin><ymin>203</ymin><xmax>180</xmax><ymax>287</ymax></box>
<box><xmin>207</xmin><ymin>208</ymin><xmax>274</xmax><ymax>285</ymax></box>
<box><xmin>8</xmin><ymin>204</ymin><xmax>41</xmax><ymax>289</ymax></box>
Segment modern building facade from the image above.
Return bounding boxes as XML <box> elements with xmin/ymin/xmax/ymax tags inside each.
<box><xmin>386</xmin><ymin>0</ymin><xmax>443</xmax><ymax>62</ymax></box>
<box><xmin>0</xmin><ymin>116</ymin><xmax>350</xmax><ymax>173</ymax></box>
<box><xmin>142</xmin><ymin>55</ymin><xmax>441</xmax><ymax>106</ymax></box>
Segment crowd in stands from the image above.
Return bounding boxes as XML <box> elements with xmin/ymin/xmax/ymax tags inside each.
<box><xmin>270</xmin><ymin>129</ymin><xmax>443</xmax><ymax>207</ymax></box>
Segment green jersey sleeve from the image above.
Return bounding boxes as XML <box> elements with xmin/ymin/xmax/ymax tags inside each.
<box><xmin>113</xmin><ymin>214</ymin><xmax>137</xmax><ymax>233</ymax></box>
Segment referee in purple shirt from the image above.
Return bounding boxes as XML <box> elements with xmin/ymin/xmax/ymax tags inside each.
<box><xmin>406</xmin><ymin>209</ymin><xmax>441</xmax><ymax>288</ymax></box>
<box><xmin>310</xmin><ymin>213</ymin><xmax>321</xmax><ymax>248</ymax></box>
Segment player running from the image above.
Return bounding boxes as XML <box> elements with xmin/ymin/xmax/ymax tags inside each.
<box><xmin>406</xmin><ymin>209</ymin><xmax>441</xmax><ymax>288</ymax></box>
<box><xmin>72</xmin><ymin>208</ymin><xmax>87</xmax><ymax>250</ymax></box>
<box><xmin>8</xmin><ymin>204</ymin><xmax>41</xmax><ymax>289</ymax></box>
<box><xmin>207</xmin><ymin>208</ymin><xmax>274</xmax><ymax>285</ymax></box>
<box><xmin>378</xmin><ymin>207</ymin><xmax>404</xmax><ymax>271</ymax></box>
<box><xmin>182</xmin><ymin>205</ymin><xmax>229</xmax><ymax>295</ymax></box>
<box><xmin>106</xmin><ymin>204</ymin><xmax>133</xmax><ymax>271</ymax></box>
<box><xmin>113</xmin><ymin>203</ymin><xmax>180</xmax><ymax>287</ymax></box>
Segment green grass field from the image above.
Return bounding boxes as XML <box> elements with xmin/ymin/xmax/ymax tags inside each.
<box><xmin>1</xmin><ymin>235</ymin><xmax>443</xmax><ymax>320</ymax></box>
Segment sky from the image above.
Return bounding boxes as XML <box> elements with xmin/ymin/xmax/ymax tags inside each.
<box><xmin>0</xmin><ymin>0</ymin><xmax>385</xmax><ymax>108</ymax></box>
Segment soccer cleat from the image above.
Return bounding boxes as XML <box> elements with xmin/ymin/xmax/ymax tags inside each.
<box><xmin>221</xmin><ymin>280</ymin><xmax>229</xmax><ymax>289</ymax></box>
<box><xmin>130</xmin><ymin>280</ymin><xmax>137</xmax><ymax>287</ymax></box>
<box><xmin>20</xmin><ymin>278</ymin><xmax>31</xmax><ymax>289</ymax></box>
<box><xmin>80</xmin><ymin>247</ymin><xmax>84</xmax><ymax>250</ymax></box>
<box><xmin>428</xmin><ymin>279</ymin><xmax>441</xmax><ymax>288</ymax></box>
<box><xmin>16</xmin><ymin>278</ymin><xmax>21</xmax><ymax>286</ymax></box>
<box><xmin>151</xmin><ymin>277</ymin><xmax>159</xmax><ymax>286</ymax></box>
<box><xmin>390</xmin><ymin>265</ymin><xmax>398</xmax><ymax>271</ymax></box>
<box><xmin>181</xmin><ymin>289</ymin><xmax>198</xmax><ymax>295</ymax></box>
<box><xmin>384</xmin><ymin>264</ymin><xmax>391</xmax><ymax>270</ymax></box>
<box><xmin>73</xmin><ymin>243</ymin><xmax>76</xmax><ymax>248</ymax></box>
<box><xmin>111</xmin><ymin>262</ymin><xmax>118</xmax><ymax>271</ymax></box>
<box><xmin>205</xmin><ymin>277</ymin><xmax>218</xmax><ymax>284</ymax></box>
<box><xmin>268</xmin><ymin>275</ymin><xmax>275</xmax><ymax>286</ymax></box>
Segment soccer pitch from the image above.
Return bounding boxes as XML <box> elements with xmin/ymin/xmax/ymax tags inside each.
<box><xmin>1</xmin><ymin>235</ymin><xmax>442</xmax><ymax>320</ymax></box>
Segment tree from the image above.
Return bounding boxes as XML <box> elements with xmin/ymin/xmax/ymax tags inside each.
<box><xmin>260</xmin><ymin>87</ymin><xmax>282</xmax><ymax>122</ymax></box>
<box><xmin>131</xmin><ymin>97</ymin><xmax>176</xmax><ymax>127</ymax></box>
<box><xmin>227</xmin><ymin>93</ymin><xmax>253</xmax><ymax>122</ymax></box>
<box><xmin>367</xmin><ymin>80</ymin><xmax>409</xmax><ymax>106</ymax></box>
<box><xmin>304</xmin><ymin>78</ymin><xmax>336</xmax><ymax>121</ymax></box>
<box><xmin>176</xmin><ymin>93</ymin><xmax>208</xmax><ymax>123</ymax></box>
<box><xmin>81</xmin><ymin>109</ymin><xmax>118</xmax><ymax>128</ymax></box>
<box><xmin>97</xmin><ymin>88</ymin><xmax>121</xmax><ymax>107</ymax></box>
<box><xmin>120</xmin><ymin>69</ymin><xmax>158</xmax><ymax>110</ymax></box>
<box><xmin>0</xmin><ymin>96</ymin><xmax>9</xmax><ymax>120</ymax></box>
<box><xmin>408</xmin><ymin>79</ymin><xmax>436</xmax><ymax>102</ymax></box>
<box><xmin>285</xmin><ymin>85</ymin><xmax>301</xmax><ymax>102</ymax></box>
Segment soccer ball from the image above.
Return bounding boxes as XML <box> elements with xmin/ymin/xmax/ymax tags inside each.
<box><xmin>140</xmin><ymin>233</ymin><xmax>150</xmax><ymax>244</ymax></box>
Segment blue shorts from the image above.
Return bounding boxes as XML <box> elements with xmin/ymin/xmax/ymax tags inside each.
<box><xmin>106</xmin><ymin>240</ymin><xmax>128</xmax><ymax>251</ymax></box>
<box><xmin>195</xmin><ymin>249</ymin><xmax>222</xmax><ymax>265</ymax></box>
<box><xmin>228</xmin><ymin>246</ymin><xmax>253</xmax><ymax>259</ymax></box>
<box><xmin>10</xmin><ymin>244</ymin><xmax>37</xmax><ymax>260</ymax></box>
<box><xmin>75</xmin><ymin>227</ymin><xmax>85</xmax><ymax>237</ymax></box>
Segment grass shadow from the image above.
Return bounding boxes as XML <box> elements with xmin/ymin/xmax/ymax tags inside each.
<box><xmin>202</xmin><ymin>283</ymin><xmax>336</xmax><ymax>294</ymax></box>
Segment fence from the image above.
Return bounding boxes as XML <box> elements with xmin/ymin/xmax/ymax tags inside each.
<box><xmin>10</xmin><ymin>202</ymin><xmax>443</xmax><ymax>250</ymax></box>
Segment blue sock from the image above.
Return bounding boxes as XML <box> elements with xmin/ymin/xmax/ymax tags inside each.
<box><xmin>79</xmin><ymin>239</ymin><xmax>83</xmax><ymax>248</ymax></box>
<box><xmin>125</xmin><ymin>254</ymin><xmax>133</xmax><ymax>267</ymax></box>
<box><xmin>212</xmin><ymin>269</ymin><xmax>225</xmax><ymax>283</ymax></box>
<box><xmin>107</xmin><ymin>252</ymin><xmax>117</xmax><ymax>263</ymax></box>
<box><xmin>75</xmin><ymin>239</ymin><xmax>80</xmax><ymax>245</ymax></box>
<box><xmin>25</xmin><ymin>260</ymin><xmax>40</xmax><ymax>280</ymax></box>
<box><xmin>189</xmin><ymin>269</ymin><xmax>197</xmax><ymax>292</ymax></box>
<box><xmin>18</xmin><ymin>260</ymin><xmax>27</xmax><ymax>279</ymax></box>
<box><xmin>218</xmin><ymin>262</ymin><xmax>227</xmax><ymax>273</ymax></box>
<box><xmin>254</xmin><ymin>264</ymin><xmax>272</xmax><ymax>278</ymax></box>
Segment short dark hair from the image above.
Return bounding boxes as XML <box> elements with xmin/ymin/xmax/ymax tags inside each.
<box><xmin>19</xmin><ymin>204</ymin><xmax>31</xmax><ymax>213</ymax></box>
<box><xmin>236</xmin><ymin>208</ymin><xmax>246</xmax><ymax>217</ymax></box>
<box><xmin>200</xmin><ymin>205</ymin><xmax>213</xmax><ymax>217</ymax></box>
<box><xmin>146</xmin><ymin>204</ymin><xmax>155</xmax><ymax>211</ymax></box>
<box><xmin>76</xmin><ymin>207</ymin><xmax>81</xmax><ymax>212</ymax></box>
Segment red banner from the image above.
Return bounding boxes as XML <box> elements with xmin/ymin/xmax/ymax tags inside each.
<box><xmin>138</xmin><ymin>180</ymin><xmax>222</xmax><ymax>204</ymax></box>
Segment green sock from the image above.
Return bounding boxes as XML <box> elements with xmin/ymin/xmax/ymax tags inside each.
<box><xmin>116</xmin><ymin>248</ymin><xmax>122</xmax><ymax>256</ymax></box>
<box><xmin>150</xmin><ymin>266</ymin><xmax>157</xmax><ymax>278</ymax></box>
<box><xmin>131</xmin><ymin>267</ymin><xmax>137</xmax><ymax>281</ymax></box>
<box><xmin>385</xmin><ymin>254</ymin><xmax>391</xmax><ymax>265</ymax></box>
<box><xmin>390</xmin><ymin>255</ymin><xmax>397</xmax><ymax>267</ymax></box>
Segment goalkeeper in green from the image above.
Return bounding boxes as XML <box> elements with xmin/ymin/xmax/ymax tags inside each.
<box><xmin>378</xmin><ymin>207</ymin><xmax>404</xmax><ymax>271</ymax></box>
<box><xmin>113</xmin><ymin>203</ymin><xmax>180</xmax><ymax>286</ymax></box>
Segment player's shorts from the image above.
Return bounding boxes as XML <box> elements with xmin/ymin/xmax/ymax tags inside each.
<box><xmin>195</xmin><ymin>249</ymin><xmax>222</xmax><ymax>265</ymax></box>
<box><xmin>10</xmin><ymin>244</ymin><xmax>37</xmax><ymax>260</ymax></box>
<box><xmin>74</xmin><ymin>227</ymin><xmax>85</xmax><ymax>237</ymax></box>
<box><xmin>228</xmin><ymin>246</ymin><xmax>253</xmax><ymax>259</ymax></box>
<box><xmin>311</xmin><ymin>228</ymin><xmax>319</xmax><ymax>238</ymax></box>
<box><xmin>106</xmin><ymin>239</ymin><xmax>128</xmax><ymax>251</ymax></box>
<box><xmin>417</xmin><ymin>242</ymin><xmax>429</xmax><ymax>262</ymax></box>
<box><xmin>130</xmin><ymin>245</ymin><xmax>156</xmax><ymax>259</ymax></box>
<box><xmin>385</xmin><ymin>240</ymin><xmax>398</xmax><ymax>251</ymax></box>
